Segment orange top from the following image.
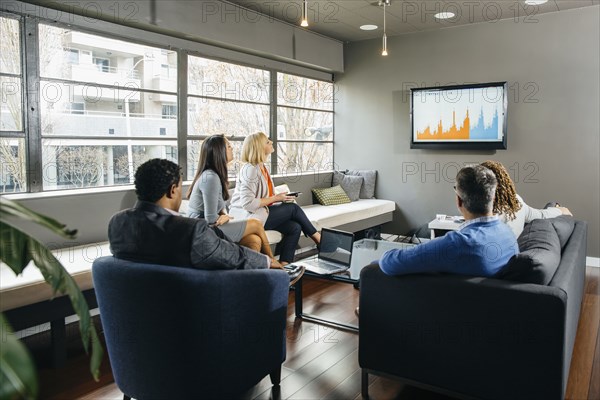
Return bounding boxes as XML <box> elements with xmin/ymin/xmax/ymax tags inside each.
<box><xmin>260</xmin><ymin>164</ymin><xmax>274</xmax><ymax>197</ymax></box>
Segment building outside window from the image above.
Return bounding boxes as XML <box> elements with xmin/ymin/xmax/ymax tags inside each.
<box><xmin>0</xmin><ymin>12</ymin><xmax>334</xmax><ymax>194</ymax></box>
<box><xmin>38</xmin><ymin>24</ymin><xmax>178</xmax><ymax>190</ymax></box>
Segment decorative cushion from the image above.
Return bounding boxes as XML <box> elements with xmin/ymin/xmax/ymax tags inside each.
<box><xmin>549</xmin><ymin>216</ymin><xmax>575</xmax><ymax>249</ymax></box>
<box><xmin>498</xmin><ymin>219</ymin><xmax>561</xmax><ymax>285</ymax></box>
<box><xmin>332</xmin><ymin>171</ymin><xmax>363</xmax><ymax>201</ymax></box>
<box><xmin>312</xmin><ymin>185</ymin><xmax>351</xmax><ymax>206</ymax></box>
<box><xmin>346</xmin><ymin>170</ymin><xmax>377</xmax><ymax>199</ymax></box>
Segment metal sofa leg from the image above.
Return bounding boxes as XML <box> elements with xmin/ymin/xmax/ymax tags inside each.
<box><xmin>270</xmin><ymin>367</ymin><xmax>282</xmax><ymax>386</ymax></box>
<box><xmin>362</xmin><ymin>369</ymin><xmax>369</xmax><ymax>399</ymax></box>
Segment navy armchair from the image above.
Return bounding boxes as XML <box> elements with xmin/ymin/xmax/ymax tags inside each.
<box><xmin>92</xmin><ymin>256</ymin><xmax>289</xmax><ymax>399</ymax></box>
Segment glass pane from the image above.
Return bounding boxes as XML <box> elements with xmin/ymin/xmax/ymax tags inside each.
<box><xmin>188</xmin><ymin>55</ymin><xmax>270</xmax><ymax>103</ymax></box>
<box><xmin>277</xmin><ymin>142</ymin><xmax>333</xmax><ymax>175</ymax></box>
<box><xmin>188</xmin><ymin>98</ymin><xmax>269</xmax><ymax>137</ymax></box>
<box><xmin>187</xmin><ymin>139</ymin><xmax>244</xmax><ymax>180</ymax></box>
<box><xmin>0</xmin><ymin>137</ymin><xmax>26</xmax><ymax>193</ymax></box>
<box><xmin>1</xmin><ymin>76</ymin><xmax>22</xmax><ymax>131</ymax></box>
<box><xmin>0</xmin><ymin>16</ymin><xmax>21</xmax><ymax>75</ymax></box>
<box><xmin>42</xmin><ymin>139</ymin><xmax>177</xmax><ymax>190</ymax></box>
<box><xmin>278</xmin><ymin>74</ymin><xmax>334</xmax><ymax>111</ymax></box>
<box><xmin>277</xmin><ymin>108</ymin><xmax>332</xmax><ymax>141</ymax></box>
<box><xmin>39</xmin><ymin>24</ymin><xmax>177</xmax><ymax>91</ymax></box>
<box><xmin>40</xmin><ymin>81</ymin><xmax>177</xmax><ymax>137</ymax></box>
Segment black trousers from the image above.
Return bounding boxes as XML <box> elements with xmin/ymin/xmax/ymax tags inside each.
<box><xmin>265</xmin><ymin>203</ymin><xmax>317</xmax><ymax>263</ymax></box>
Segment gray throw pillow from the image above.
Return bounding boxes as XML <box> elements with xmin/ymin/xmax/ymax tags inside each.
<box><xmin>549</xmin><ymin>216</ymin><xmax>575</xmax><ymax>249</ymax></box>
<box><xmin>497</xmin><ymin>219</ymin><xmax>561</xmax><ymax>285</ymax></box>
<box><xmin>332</xmin><ymin>171</ymin><xmax>363</xmax><ymax>201</ymax></box>
<box><xmin>346</xmin><ymin>170</ymin><xmax>377</xmax><ymax>199</ymax></box>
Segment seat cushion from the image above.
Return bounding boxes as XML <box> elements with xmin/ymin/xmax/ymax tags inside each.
<box><xmin>498</xmin><ymin>219</ymin><xmax>561</xmax><ymax>285</ymax></box>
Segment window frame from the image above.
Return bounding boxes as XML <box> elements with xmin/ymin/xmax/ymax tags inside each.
<box><xmin>0</xmin><ymin>9</ymin><xmax>335</xmax><ymax>195</ymax></box>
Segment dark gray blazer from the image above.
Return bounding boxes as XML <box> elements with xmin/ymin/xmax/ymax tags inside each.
<box><xmin>108</xmin><ymin>201</ymin><xmax>268</xmax><ymax>270</ymax></box>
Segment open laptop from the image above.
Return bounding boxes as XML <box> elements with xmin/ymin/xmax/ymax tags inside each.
<box><xmin>292</xmin><ymin>228</ymin><xmax>354</xmax><ymax>275</ymax></box>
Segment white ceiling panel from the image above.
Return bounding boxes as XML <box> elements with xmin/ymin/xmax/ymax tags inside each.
<box><xmin>221</xmin><ymin>0</ymin><xmax>599</xmax><ymax>42</ymax></box>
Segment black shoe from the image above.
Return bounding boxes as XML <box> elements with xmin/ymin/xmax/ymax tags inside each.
<box><xmin>286</xmin><ymin>265</ymin><xmax>305</xmax><ymax>286</ymax></box>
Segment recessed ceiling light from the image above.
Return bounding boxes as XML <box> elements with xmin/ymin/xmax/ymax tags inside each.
<box><xmin>434</xmin><ymin>12</ymin><xmax>455</xmax><ymax>19</ymax></box>
<box><xmin>524</xmin><ymin>0</ymin><xmax>548</xmax><ymax>4</ymax></box>
<box><xmin>360</xmin><ymin>24</ymin><xmax>378</xmax><ymax>31</ymax></box>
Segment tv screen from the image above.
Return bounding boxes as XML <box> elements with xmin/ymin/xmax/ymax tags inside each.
<box><xmin>410</xmin><ymin>82</ymin><xmax>507</xmax><ymax>150</ymax></box>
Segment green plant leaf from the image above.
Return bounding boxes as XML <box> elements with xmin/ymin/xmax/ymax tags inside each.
<box><xmin>0</xmin><ymin>314</ymin><xmax>38</xmax><ymax>400</ymax></box>
<box><xmin>0</xmin><ymin>221</ymin><xmax>103</xmax><ymax>380</ymax></box>
<box><xmin>0</xmin><ymin>197</ymin><xmax>77</xmax><ymax>239</ymax></box>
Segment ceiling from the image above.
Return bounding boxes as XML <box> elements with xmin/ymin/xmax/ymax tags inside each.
<box><xmin>222</xmin><ymin>0</ymin><xmax>599</xmax><ymax>42</ymax></box>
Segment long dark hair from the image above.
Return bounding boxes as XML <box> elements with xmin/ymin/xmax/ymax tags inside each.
<box><xmin>187</xmin><ymin>134</ymin><xmax>230</xmax><ymax>200</ymax></box>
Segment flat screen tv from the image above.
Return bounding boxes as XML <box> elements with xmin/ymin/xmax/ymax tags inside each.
<box><xmin>410</xmin><ymin>82</ymin><xmax>508</xmax><ymax>150</ymax></box>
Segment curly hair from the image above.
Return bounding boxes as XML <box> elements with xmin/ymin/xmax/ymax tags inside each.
<box><xmin>480</xmin><ymin>160</ymin><xmax>522</xmax><ymax>221</ymax></box>
<box><xmin>134</xmin><ymin>159</ymin><xmax>181</xmax><ymax>203</ymax></box>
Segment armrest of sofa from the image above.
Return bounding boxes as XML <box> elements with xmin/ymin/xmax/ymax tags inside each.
<box><xmin>359</xmin><ymin>264</ymin><xmax>567</xmax><ymax>400</ymax></box>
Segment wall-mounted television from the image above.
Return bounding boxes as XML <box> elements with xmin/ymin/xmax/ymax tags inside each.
<box><xmin>410</xmin><ymin>82</ymin><xmax>508</xmax><ymax>150</ymax></box>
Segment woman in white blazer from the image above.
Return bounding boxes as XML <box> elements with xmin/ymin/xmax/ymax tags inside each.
<box><xmin>229</xmin><ymin>132</ymin><xmax>320</xmax><ymax>264</ymax></box>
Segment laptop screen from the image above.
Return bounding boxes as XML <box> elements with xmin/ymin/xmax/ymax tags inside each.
<box><xmin>319</xmin><ymin>228</ymin><xmax>354</xmax><ymax>266</ymax></box>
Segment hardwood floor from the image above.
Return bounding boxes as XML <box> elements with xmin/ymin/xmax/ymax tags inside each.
<box><xmin>30</xmin><ymin>267</ymin><xmax>600</xmax><ymax>399</ymax></box>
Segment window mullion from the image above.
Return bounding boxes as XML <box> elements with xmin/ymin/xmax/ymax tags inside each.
<box><xmin>270</xmin><ymin>70</ymin><xmax>278</xmax><ymax>174</ymax></box>
<box><xmin>178</xmin><ymin>50</ymin><xmax>188</xmax><ymax>180</ymax></box>
<box><xmin>23</xmin><ymin>17</ymin><xmax>42</xmax><ymax>193</ymax></box>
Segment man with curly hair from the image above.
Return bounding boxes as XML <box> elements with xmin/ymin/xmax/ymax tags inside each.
<box><xmin>108</xmin><ymin>158</ymin><xmax>286</xmax><ymax>272</ymax></box>
<box><xmin>379</xmin><ymin>165</ymin><xmax>518</xmax><ymax>277</ymax></box>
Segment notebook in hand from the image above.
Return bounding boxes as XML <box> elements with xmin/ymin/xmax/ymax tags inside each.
<box><xmin>292</xmin><ymin>228</ymin><xmax>354</xmax><ymax>275</ymax></box>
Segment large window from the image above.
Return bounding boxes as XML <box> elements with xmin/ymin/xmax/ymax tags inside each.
<box><xmin>38</xmin><ymin>24</ymin><xmax>178</xmax><ymax>190</ymax></box>
<box><xmin>0</xmin><ymin>15</ymin><xmax>26</xmax><ymax>193</ymax></box>
<box><xmin>0</xmin><ymin>11</ymin><xmax>334</xmax><ymax>194</ymax></box>
<box><xmin>187</xmin><ymin>55</ymin><xmax>270</xmax><ymax>177</ymax></box>
<box><xmin>277</xmin><ymin>74</ymin><xmax>334</xmax><ymax>175</ymax></box>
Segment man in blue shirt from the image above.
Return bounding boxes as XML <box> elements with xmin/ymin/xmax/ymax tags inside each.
<box><xmin>380</xmin><ymin>165</ymin><xmax>518</xmax><ymax>277</ymax></box>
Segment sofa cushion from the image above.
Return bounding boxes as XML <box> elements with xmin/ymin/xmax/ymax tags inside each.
<box><xmin>332</xmin><ymin>171</ymin><xmax>363</xmax><ymax>201</ymax></box>
<box><xmin>312</xmin><ymin>185</ymin><xmax>351</xmax><ymax>206</ymax></box>
<box><xmin>346</xmin><ymin>170</ymin><xmax>377</xmax><ymax>199</ymax></box>
<box><xmin>549</xmin><ymin>216</ymin><xmax>575</xmax><ymax>249</ymax></box>
<box><xmin>498</xmin><ymin>219</ymin><xmax>561</xmax><ymax>285</ymax></box>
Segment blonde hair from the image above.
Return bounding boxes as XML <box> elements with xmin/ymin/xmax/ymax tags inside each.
<box><xmin>241</xmin><ymin>132</ymin><xmax>268</xmax><ymax>165</ymax></box>
<box><xmin>480</xmin><ymin>160</ymin><xmax>522</xmax><ymax>221</ymax></box>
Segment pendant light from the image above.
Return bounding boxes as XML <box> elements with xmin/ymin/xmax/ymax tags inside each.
<box><xmin>380</xmin><ymin>0</ymin><xmax>390</xmax><ymax>56</ymax></box>
<box><xmin>301</xmin><ymin>0</ymin><xmax>309</xmax><ymax>27</ymax></box>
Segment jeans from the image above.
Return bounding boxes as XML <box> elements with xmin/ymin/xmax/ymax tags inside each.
<box><xmin>265</xmin><ymin>202</ymin><xmax>317</xmax><ymax>263</ymax></box>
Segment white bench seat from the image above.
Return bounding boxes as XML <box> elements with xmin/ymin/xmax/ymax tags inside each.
<box><xmin>1</xmin><ymin>199</ymin><xmax>395</xmax><ymax>311</ymax></box>
<box><xmin>0</xmin><ymin>242</ymin><xmax>112</xmax><ymax>312</ymax></box>
<box><xmin>301</xmin><ymin>199</ymin><xmax>396</xmax><ymax>232</ymax></box>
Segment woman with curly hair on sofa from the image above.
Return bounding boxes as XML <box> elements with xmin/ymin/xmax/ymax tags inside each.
<box><xmin>480</xmin><ymin>160</ymin><xmax>573</xmax><ymax>237</ymax></box>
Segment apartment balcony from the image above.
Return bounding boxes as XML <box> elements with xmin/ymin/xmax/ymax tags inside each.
<box><xmin>69</xmin><ymin>64</ymin><xmax>142</xmax><ymax>99</ymax></box>
<box><xmin>44</xmin><ymin>111</ymin><xmax>177</xmax><ymax>137</ymax></box>
<box><xmin>152</xmin><ymin>77</ymin><xmax>177</xmax><ymax>101</ymax></box>
<box><xmin>65</xmin><ymin>32</ymin><xmax>148</xmax><ymax>56</ymax></box>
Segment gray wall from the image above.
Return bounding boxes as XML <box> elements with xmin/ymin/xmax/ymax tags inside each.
<box><xmin>335</xmin><ymin>7</ymin><xmax>600</xmax><ymax>256</ymax></box>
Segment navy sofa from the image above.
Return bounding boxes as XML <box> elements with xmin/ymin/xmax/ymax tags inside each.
<box><xmin>359</xmin><ymin>220</ymin><xmax>587</xmax><ymax>400</ymax></box>
<box><xmin>93</xmin><ymin>256</ymin><xmax>289</xmax><ymax>399</ymax></box>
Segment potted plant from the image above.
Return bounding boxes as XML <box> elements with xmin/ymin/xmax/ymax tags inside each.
<box><xmin>0</xmin><ymin>197</ymin><xmax>103</xmax><ymax>399</ymax></box>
